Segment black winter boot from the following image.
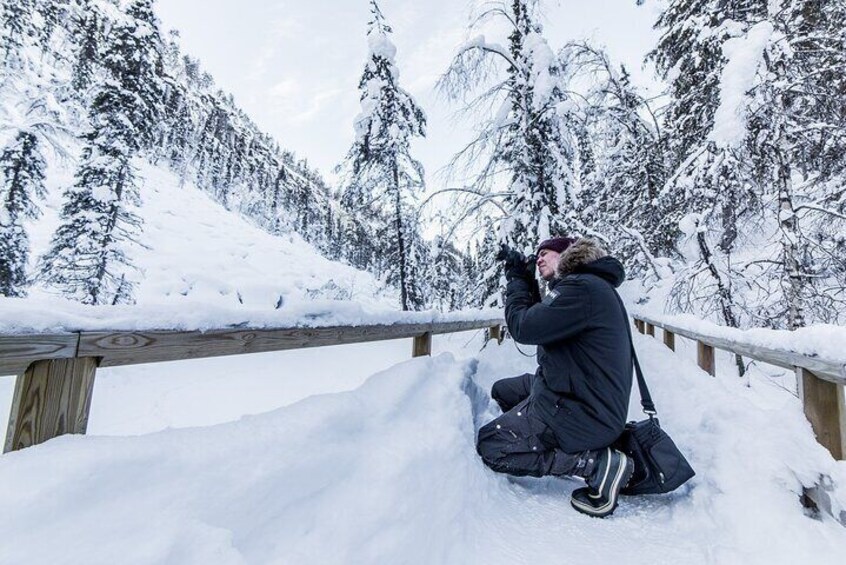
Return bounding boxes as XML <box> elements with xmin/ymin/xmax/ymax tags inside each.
<box><xmin>570</xmin><ymin>447</ymin><xmax>633</xmax><ymax>518</ymax></box>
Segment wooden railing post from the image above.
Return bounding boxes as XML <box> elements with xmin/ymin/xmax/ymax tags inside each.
<box><xmin>663</xmin><ymin>329</ymin><xmax>676</xmax><ymax>351</ymax></box>
<box><xmin>5</xmin><ymin>357</ymin><xmax>99</xmax><ymax>453</ymax></box>
<box><xmin>645</xmin><ymin>323</ymin><xmax>655</xmax><ymax>337</ymax></box>
<box><xmin>488</xmin><ymin>325</ymin><xmax>503</xmax><ymax>344</ymax></box>
<box><xmin>697</xmin><ymin>341</ymin><xmax>715</xmax><ymax>376</ymax></box>
<box><xmin>635</xmin><ymin>319</ymin><xmax>645</xmax><ymax>334</ymax></box>
<box><xmin>798</xmin><ymin>368</ymin><xmax>846</xmax><ymax>460</ymax></box>
<box><xmin>412</xmin><ymin>332</ymin><xmax>432</xmax><ymax>358</ymax></box>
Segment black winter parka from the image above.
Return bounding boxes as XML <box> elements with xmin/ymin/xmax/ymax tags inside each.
<box><xmin>504</xmin><ymin>239</ymin><xmax>632</xmax><ymax>452</ymax></box>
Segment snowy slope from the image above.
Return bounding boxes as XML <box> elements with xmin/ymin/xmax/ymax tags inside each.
<box><xmin>1</xmin><ymin>332</ymin><xmax>844</xmax><ymax>564</ymax></box>
<box><xmin>0</xmin><ymin>158</ymin><xmax>400</xmax><ymax>333</ymax></box>
<box><xmin>0</xmin><ymin>157</ymin><xmax>500</xmax><ymax>334</ymax></box>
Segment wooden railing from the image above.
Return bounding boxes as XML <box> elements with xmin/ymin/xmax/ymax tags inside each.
<box><xmin>0</xmin><ymin>318</ymin><xmax>504</xmax><ymax>453</ymax></box>
<box><xmin>4</xmin><ymin>311</ymin><xmax>842</xmax><ymax>522</ymax></box>
<box><xmin>633</xmin><ymin>314</ymin><xmax>845</xmax><ymax>460</ymax></box>
<box><xmin>633</xmin><ymin>314</ymin><xmax>846</xmax><ymax>525</ymax></box>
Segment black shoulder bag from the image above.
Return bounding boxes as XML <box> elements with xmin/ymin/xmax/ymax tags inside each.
<box><xmin>613</xmin><ymin>294</ymin><xmax>696</xmax><ymax>495</ymax></box>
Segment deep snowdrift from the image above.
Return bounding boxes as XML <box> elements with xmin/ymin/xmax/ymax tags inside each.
<box><xmin>1</xmin><ymin>332</ymin><xmax>844</xmax><ymax>564</ymax></box>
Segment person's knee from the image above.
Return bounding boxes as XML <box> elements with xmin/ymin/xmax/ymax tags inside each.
<box><xmin>476</xmin><ymin>425</ymin><xmax>506</xmax><ymax>469</ymax></box>
<box><xmin>490</xmin><ymin>379</ymin><xmax>515</xmax><ymax>412</ymax></box>
<box><xmin>477</xmin><ymin>440</ymin><xmax>506</xmax><ymax>473</ymax></box>
<box><xmin>477</xmin><ymin>438</ymin><xmax>534</xmax><ymax>477</ymax></box>
<box><xmin>491</xmin><ymin>373</ymin><xmax>533</xmax><ymax>411</ymax></box>
<box><xmin>490</xmin><ymin>384</ymin><xmax>506</xmax><ymax>411</ymax></box>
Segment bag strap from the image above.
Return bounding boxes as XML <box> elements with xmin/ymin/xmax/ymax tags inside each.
<box><xmin>611</xmin><ymin>291</ymin><xmax>657</xmax><ymax>416</ymax></box>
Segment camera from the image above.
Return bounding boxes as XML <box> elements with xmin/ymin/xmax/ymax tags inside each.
<box><xmin>495</xmin><ymin>244</ymin><xmax>512</xmax><ymax>262</ymax></box>
<box><xmin>496</xmin><ymin>244</ymin><xmax>536</xmax><ymax>268</ymax></box>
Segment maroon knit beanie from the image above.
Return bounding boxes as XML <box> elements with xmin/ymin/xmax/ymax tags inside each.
<box><xmin>536</xmin><ymin>236</ymin><xmax>576</xmax><ymax>255</ymax></box>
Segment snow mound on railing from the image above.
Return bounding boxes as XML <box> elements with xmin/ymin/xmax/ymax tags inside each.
<box><xmin>0</xmin><ymin>293</ymin><xmax>500</xmax><ymax>334</ymax></box>
<box><xmin>630</xmin><ymin>310</ymin><xmax>846</xmax><ymax>365</ymax></box>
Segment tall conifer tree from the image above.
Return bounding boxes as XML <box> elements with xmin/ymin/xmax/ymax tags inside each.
<box><xmin>39</xmin><ymin>0</ymin><xmax>165</xmax><ymax>304</ymax></box>
<box><xmin>0</xmin><ymin>0</ymin><xmax>36</xmax><ymax>68</ymax></box>
<box><xmin>338</xmin><ymin>0</ymin><xmax>427</xmax><ymax>311</ymax></box>
<box><xmin>650</xmin><ymin>0</ymin><xmax>767</xmax><ymax>340</ymax></box>
<box><xmin>0</xmin><ymin>131</ymin><xmax>45</xmax><ymax>296</ymax></box>
<box><xmin>564</xmin><ymin>43</ymin><xmax>668</xmax><ymax>276</ymax></box>
<box><xmin>439</xmin><ymin>0</ymin><xmax>592</xmax><ymax>305</ymax></box>
<box><xmin>651</xmin><ymin>0</ymin><xmax>846</xmax><ymax>330</ymax></box>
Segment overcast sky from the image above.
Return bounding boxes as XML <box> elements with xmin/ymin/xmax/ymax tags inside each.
<box><xmin>155</xmin><ymin>0</ymin><xmax>664</xmax><ymax>209</ymax></box>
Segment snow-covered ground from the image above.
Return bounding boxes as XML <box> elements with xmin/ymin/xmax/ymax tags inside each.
<box><xmin>1</xmin><ymin>328</ymin><xmax>845</xmax><ymax>565</ymax></box>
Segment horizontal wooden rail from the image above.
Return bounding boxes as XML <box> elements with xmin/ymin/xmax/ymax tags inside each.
<box><xmin>633</xmin><ymin>313</ymin><xmax>846</xmax><ymax>526</ymax></box>
<box><xmin>1</xmin><ymin>318</ymin><xmax>505</xmax><ymax>453</ymax></box>
<box><xmin>0</xmin><ymin>333</ymin><xmax>79</xmax><ymax>376</ymax></box>
<box><xmin>0</xmin><ymin>319</ymin><xmax>504</xmax><ymax>374</ymax></box>
<box><xmin>634</xmin><ymin>314</ymin><xmax>845</xmax><ymax>386</ymax></box>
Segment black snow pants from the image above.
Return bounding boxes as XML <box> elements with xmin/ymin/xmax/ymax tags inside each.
<box><xmin>476</xmin><ymin>373</ymin><xmax>593</xmax><ymax>478</ymax></box>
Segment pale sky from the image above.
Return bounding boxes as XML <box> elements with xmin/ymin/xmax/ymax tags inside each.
<box><xmin>155</xmin><ymin>0</ymin><xmax>663</xmax><ymax>213</ymax></box>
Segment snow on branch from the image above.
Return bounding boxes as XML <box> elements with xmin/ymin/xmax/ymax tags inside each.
<box><xmin>437</xmin><ymin>35</ymin><xmax>514</xmax><ymax>100</ymax></box>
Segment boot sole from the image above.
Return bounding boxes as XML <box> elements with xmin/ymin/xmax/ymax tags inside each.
<box><xmin>570</xmin><ymin>453</ymin><xmax>633</xmax><ymax>518</ymax></box>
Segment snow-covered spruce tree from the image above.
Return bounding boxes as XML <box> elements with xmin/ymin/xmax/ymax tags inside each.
<box><xmin>338</xmin><ymin>1</ymin><xmax>427</xmax><ymax>311</ymax></box>
<box><xmin>39</xmin><ymin>0</ymin><xmax>164</xmax><ymax>305</ymax></box>
<box><xmin>0</xmin><ymin>0</ymin><xmax>37</xmax><ymax>68</ymax></box>
<box><xmin>649</xmin><ymin>0</ymin><xmax>769</xmax><ymax>341</ymax></box>
<box><xmin>70</xmin><ymin>0</ymin><xmax>103</xmax><ymax>93</ymax></box>
<box><xmin>651</xmin><ymin>0</ymin><xmax>846</xmax><ymax>333</ymax></box>
<box><xmin>35</xmin><ymin>0</ymin><xmax>64</xmax><ymax>51</ymax></box>
<box><xmin>438</xmin><ymin>0</ymin><xmax>593</xmax><ymax>306</ymax></box>
<box><xmin>563</xmin><ymin>42</ymin><xmax>669</xmax><ymax>278</ymax></box>
<box><xmin>427</xmin><ymin>236</ymin><xmax>475</xmax><ymax>311</ymax></box>
<box><xmin>743</xmin><ymin>0</ymin><xmax>846</xmax><ymax>328</ymax></box>
<box><xmin>0</xmin><ymin>131</ymin><xmax>46</xmax><ymax>296</ymax></box>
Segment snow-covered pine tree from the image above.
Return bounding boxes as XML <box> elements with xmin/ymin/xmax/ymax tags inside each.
<box><xmin>438</xmin><ymin>0</ymin><xmax>592</xmax><ymax>306</ymax></box>
<box><xmin>649</xmin><ymin>0</ymin><xmax>768</xmax><ymax>342</ymax></box>
<box><xmin>427</xmin><ymin>236</ymin><xmax>476</xmax><ymax>310</ymax></box>
<box><xmin>563</xmin><ymin>42</ymin><xmax>669</xmax><ymax>278</ymax></box>
<box><xmin>35</xmin><ymin>0</ymin><xmax>64</xmax><ymax>51</ymax></box>
<box><xmin>39</xmin><ymin>0</ymin><xmax>165</xmax><ymax>304</ymax></box>
<box><xmin>0</xmin><ymin>131</ymin><xmax>46</xmax><ymax>296</ymax></box>
<box><xmin>646</xmin><ymin>0</ymin><xmax>846</xmax><ymax>336</ymax></box>
<box><xmin>0</xmin><ymin>0</ymin><xmax>36</xmax><ymax>68</ymax></box>
<box><xmin>743</xmin><ymin>0</ymin><xmax>846</xmax><ymax>328</ymax></box>
<box><xmin>108</xmin><ymin>0</ymin><xmax>164</xmax><ymax>150</ymax></box>
<box><xmin>338</xmin><ymin>0</ymin><xmax>427</xmax><ymax>311</ymax></box>
<box><xmin>70</xmin><ymin>0</ymin><xmax>103</xmax><ymax>93</ymax></box>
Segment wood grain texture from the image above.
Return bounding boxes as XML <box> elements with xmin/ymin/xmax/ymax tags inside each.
<box><xmin>77</xmin><ymin>320</ymin><xmax>503</xmax><ymax>367</ymax></box>
<box><xmin>0</xmin><ymin>334</ymin><xmax>78</xmax><ymax>376</ymax></box>
<box><xmin>663</xmin><ymin>330</ymin><xmax>676</xmax><ymax>351</ymax></box>
<box><xmin>4</xmin><ymin>357</ymin><xmax>98</xmax><ymax>453</ymax></box>
<box><xmin>412</xmin><ymin>332</ymin><xmax>432</xmax><ymax>358</ymax></box>
<box><xmin>488</xmin><ymin>325</ymin><xmax>503</xmax><ymax>344</ymax></box>
<box><xmin>634</xmin><ymin>315</ymin><xmax>846</xmax><ymax>386</ymax></box>
<box><xmin>799</xmin><ymin>368</ymin><xmax>846</xmax><ymax>460</ymax></box>
<box><xmin>697</xmin><ymin>341</ymin><xmax>716</xmax><ymax>376</ymax></box>
<box><xmin>645</xmin><ymin>323</ymin><xmax>655</xmax><ymax>337</ymax></box>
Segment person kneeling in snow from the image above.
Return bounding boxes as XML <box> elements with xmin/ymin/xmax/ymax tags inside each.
<box><xmin>477</xmin><ymin>237</ymin><xmax>634</xmax><ymax>518</ymax></box>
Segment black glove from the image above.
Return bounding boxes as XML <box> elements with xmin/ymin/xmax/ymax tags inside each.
<box><xmin>497</xmin><ymin>244</ymin><xmax>535</xmax><ymax>281</ymax></box>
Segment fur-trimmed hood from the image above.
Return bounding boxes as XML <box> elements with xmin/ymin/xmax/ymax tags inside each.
<box><xmin>555</xmin><ymin>238</ymin><xmax>625</xmax><ymax>287</ymax></box>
